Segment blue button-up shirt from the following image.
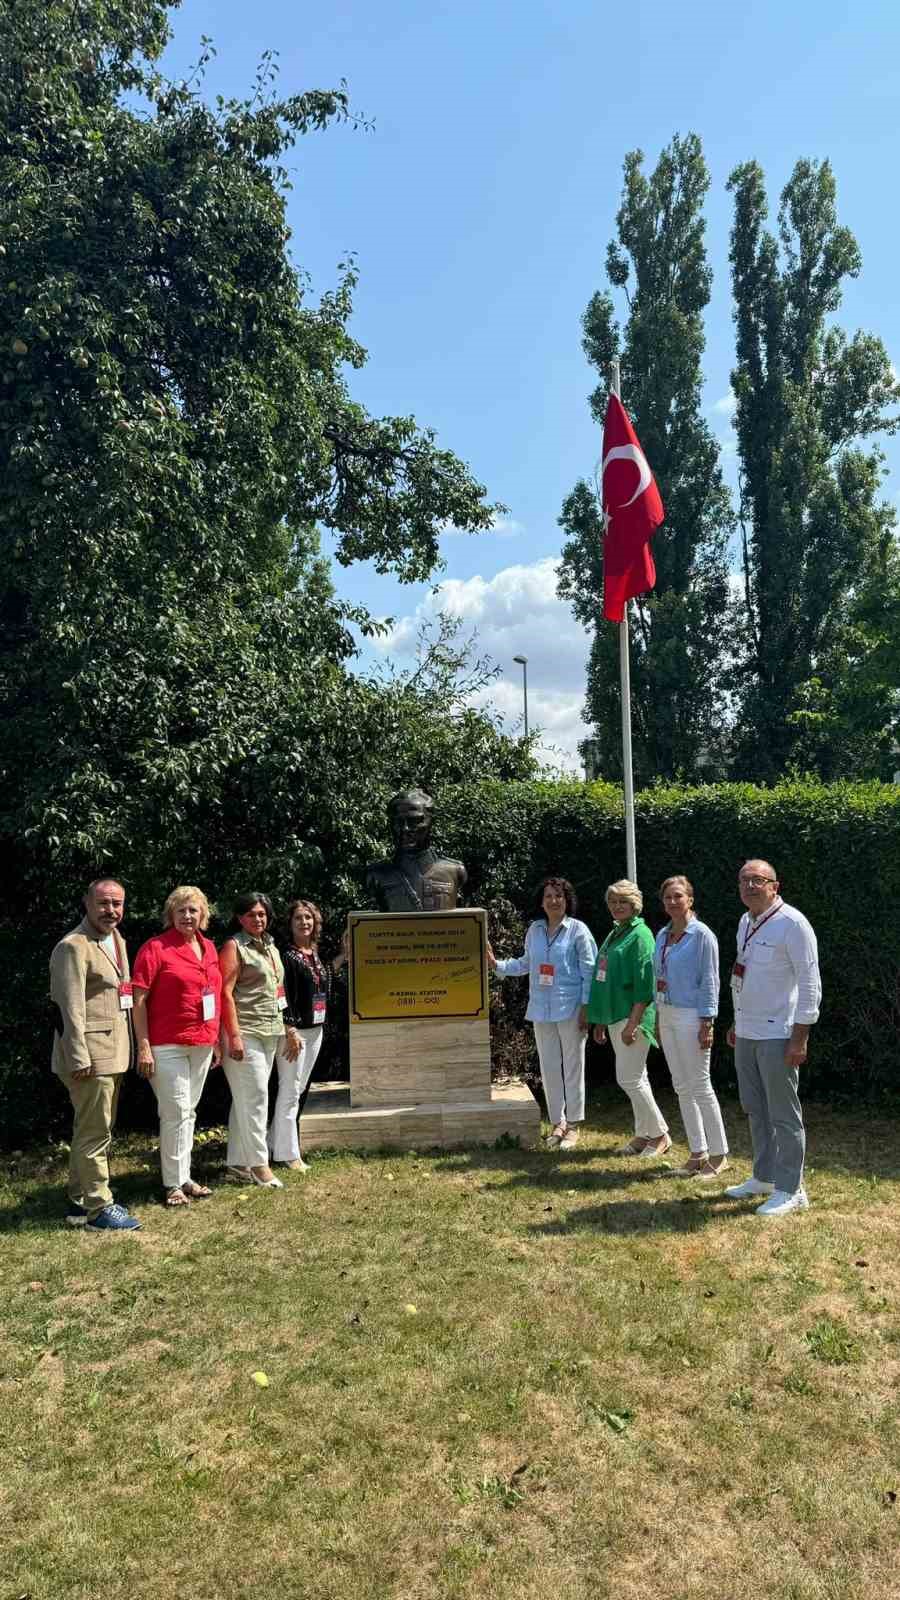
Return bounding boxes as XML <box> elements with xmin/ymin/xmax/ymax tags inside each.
<box><xmin>652</xmin><ymin>918</ymin><xmax>719</xmax><ymax>1016</ymax></box>
<box><xmin>495</xmin><ymin>916</ymin><xmax>598</xmax><ymax>1022</ymax></box>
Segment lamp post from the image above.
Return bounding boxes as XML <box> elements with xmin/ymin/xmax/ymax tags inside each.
<box><xmin>512</xmin><ymin>654</ymin><xmax>529</xmax><ymax>740</ymax></box>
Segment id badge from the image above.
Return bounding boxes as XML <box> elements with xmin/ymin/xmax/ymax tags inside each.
<box><xmin>596</xmin><ymin>956</ymin><xmax>608</xmax><ymax>984</ymax></box>
<box><xmin>275</xmin><ymin>982</ymin><xmax>288</xmax><ymax>1012</ymax></box>
<box><xmin>201</xmin><ymin>989</ymin><xmax>216</xmax><ymax>1023</ymax></box>
<box><xmin>656</xmin><ymin>976</ymin><xmax>669</xmax><ymax>1002</ymax></box>
<box><xmin>538</xmin><ymin>963</ymin><xmax>555</xmax><ymax>988</ymax></box>
<box><xmin>118</xmin><ymin>980</ymin><xmax>133</xmax><ymax>1011</ymax></box>
<box><xmin>731</xmin><ymin>960</ymin><xmax>745</xmax><ymax>994</ymax></box>
<box><xmin>312</xmin><ymin>991</ymin><xmax>327</xmax><ymax>1026</ymax></box>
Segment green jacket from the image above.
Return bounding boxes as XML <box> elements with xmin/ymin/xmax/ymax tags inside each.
<box><xmin>587</xmin><ymin>916</ymin><xmax>657</xmax><ymax>1042</ymax></box>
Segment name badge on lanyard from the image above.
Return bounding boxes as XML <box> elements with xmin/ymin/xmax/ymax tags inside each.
<box><xmin>538</xmin><ymin>963</ymin><xmax>555</xmax><ymax>988</ymax></box>
<box><xmin>596</xmin><ymin>955</ymin><xmax>608</xmax><ymax>983</ymax></box>
<box><xmin>656</xmin><ymin>976</ymin><xmax>669</xmax><ymax>1001</ymax></box>
<box><xmin>118</xmin><ymin>980</ymin><xmax>133</xmax><ymax>1011</ymax></box>
<box><xmin>201</xmin><ymin>989</ymin><xmax>216</xmax><ymax>1022</ymax></box>
<box><xmin>275</xmin><ymin>981</ymin><xmax>288</xmax><ymax>1012</ymax></box>
<box><xmin>312</xmin><ymin>991</ymin><xmax>327</xmax><ymax>1026</ymax></box>
<box><xmin>731</xmin><ymin>960</ymin><xmax>746</xmax><ymax>994</ymax></box>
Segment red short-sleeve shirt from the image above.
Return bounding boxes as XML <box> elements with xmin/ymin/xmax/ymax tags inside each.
<box><xmin>132</xmin><ymin>929</ymin><xmax>223</xmax><ymax>1046</ymax></box>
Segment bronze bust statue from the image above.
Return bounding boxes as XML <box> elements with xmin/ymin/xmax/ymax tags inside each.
<box><xmin>366</xmin><ymin>787</ymin><xmax>467</xmax><ymax>912</ymax></box>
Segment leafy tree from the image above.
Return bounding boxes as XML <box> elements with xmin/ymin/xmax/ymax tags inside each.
<box><xmin>727</xmin><ymin>157</ymin><xmax>900</xmax><ymax>778</ymax></box>
<box><xmin>0</xmin><ymin>0</ymin><xmax>503</xmax><ymax>925</ymax></box>
<box><xmin>557</xmin><ymin>133</ymin><xmax>733</xmax><ymax>782</ymax></box>
<box><xmin>0</xmin><ymin>0</ymin><xmax>536</xmax><ymax>1137</ymax></box>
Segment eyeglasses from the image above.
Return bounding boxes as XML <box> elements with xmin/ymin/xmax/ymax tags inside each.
<box><xmin>738</xmin><ymin>875</ymin><xmax>775</xmax><ymax>888</ymax></box>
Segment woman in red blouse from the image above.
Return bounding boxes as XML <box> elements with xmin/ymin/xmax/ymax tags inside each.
<box><xmin>133</xmin><ymin>886</ymin><xmax>223</xmax><ymax>1206</ymax></box>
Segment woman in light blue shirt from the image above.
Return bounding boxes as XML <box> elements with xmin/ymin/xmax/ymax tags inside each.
<box><xmin>488</xmin><ymin>877</ymin><xmax>597</xmax><ymax>1150</ymax></box>
<box><xmin>653</xmin><ymin>875</ymin><xmax>729</xmax><ymax>1177</ymax></box>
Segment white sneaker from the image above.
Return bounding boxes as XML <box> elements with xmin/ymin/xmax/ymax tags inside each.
<box><xmin>756</xmin><ymin>1188</ymin><xmax>809</xmax><ymax>1217</ymax></box>
<box><xmin>724</xmin><ymin>1176</ymin><xmax>775</xmax><ymax>1198</ymax></box>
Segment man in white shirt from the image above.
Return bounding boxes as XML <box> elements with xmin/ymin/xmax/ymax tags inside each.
<box><xmin>724</xmin><ymin>860</ymin><xmax>821</xmax><ymax>1217</ymax></box>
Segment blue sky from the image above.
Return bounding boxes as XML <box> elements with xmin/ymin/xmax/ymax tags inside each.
<box><xmin>163</xmin><ymin>0</ymin><xmax>900</xmax><ymax>765</ymax></box>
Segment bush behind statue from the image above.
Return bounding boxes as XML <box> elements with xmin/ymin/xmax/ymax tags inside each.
<box><xmin>3</xmin><ymin>778</ymin><xmax>899</xmax><ymax>1146</ymax></box>
<box><xmin>452</xmin><ymin>778</ymin><xmax>900</xmax><ymax>1106</ymax></box>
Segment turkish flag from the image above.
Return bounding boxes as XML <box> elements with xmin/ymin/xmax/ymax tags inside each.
<box><xmin>601</xmin><ymin>393</ymin><xmax>664</xmax><ymax>622</ymax></box>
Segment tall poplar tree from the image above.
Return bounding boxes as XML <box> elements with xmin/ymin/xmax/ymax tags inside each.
<box><xmin>727</xmin><ymin>158</ymin><xmax>900</xmax><ymax>778</ymax></box>
<box><xmin>557</xmin><ymin>134</ymin><xmax>733</xmax><ymax>782</ymax></box>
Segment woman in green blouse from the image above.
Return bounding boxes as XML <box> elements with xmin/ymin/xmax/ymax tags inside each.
<box><xmin>587</xmin><ymin>878</ymin><xmax>670</xmax><ymax>1157</ymax></box>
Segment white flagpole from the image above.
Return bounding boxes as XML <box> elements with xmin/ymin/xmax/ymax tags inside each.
<box><xmin>610</xmin><ymin>358</ymin><xmax>637</xmax><ymax>883</ymax></box>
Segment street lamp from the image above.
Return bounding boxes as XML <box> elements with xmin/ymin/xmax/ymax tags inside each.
<box><xmin>512</xmin><ymin>654</ymin><xmax>529</xmax><ymax>739</ymax></box>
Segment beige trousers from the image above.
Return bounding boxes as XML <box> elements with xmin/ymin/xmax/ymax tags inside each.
<box><xmin>67</xmin><ymin>1073</ymin><xmax>123</xmax><ymax>1219</ymax></box>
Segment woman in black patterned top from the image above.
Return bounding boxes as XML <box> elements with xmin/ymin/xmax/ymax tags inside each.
<box><xmin>268</xmin><ymin>899</ymin><xmax>346</xmax><ymax>1170</ymax></box>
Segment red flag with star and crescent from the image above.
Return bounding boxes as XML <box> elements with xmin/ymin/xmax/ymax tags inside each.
<box><xmin>601</xmin><ymin>393</ymin><xmax>664</xmax><ymax>622</ymax></box>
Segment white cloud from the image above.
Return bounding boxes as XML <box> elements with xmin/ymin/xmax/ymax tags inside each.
<box><xmin>712</xmin><ymin>390</ymin><xmax>737</xmax><ymax>416</ymax></box>
<box><xmin>374</xmin><ymin>556</ymin><xmax>592</xmax><ymax>770</ymax></box>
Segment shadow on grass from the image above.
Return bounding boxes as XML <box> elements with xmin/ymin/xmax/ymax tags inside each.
<box><xmin>0</xmin><ymin>1143</ymin><xmax>226</xmax><ymax>1233</ymax></box>
<box><xmin>526</xmin><ymin>1192</ymin><xmax>742</xmax><ymax>1237</ymax></box>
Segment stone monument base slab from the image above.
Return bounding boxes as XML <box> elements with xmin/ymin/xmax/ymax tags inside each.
<box><xmin>301</xmin><ymin>1079</ymin><xmax>540</xmax><ymax>1153</ymax></box>
<box><xmin>350</xmin><ymin>1017</ymin><xmax>491</xmax><ymax>1107</ymax></box>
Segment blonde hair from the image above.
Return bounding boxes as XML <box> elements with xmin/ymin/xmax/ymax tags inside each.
<box><xmin>162</xmin><ymin>885</ymin><xmax>211</xmax><ymax>931</ymax></box>
<box><xmin>606</xmin><ymin>878</ymin><xmax>643</xmax><ymax>915</ymax></box>
<box><xmin>660</xmin><ymin>875</ymin><xmax>694</xmax><ymax>902</ymax></box>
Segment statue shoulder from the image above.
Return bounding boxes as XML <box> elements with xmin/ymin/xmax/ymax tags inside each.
<box><xmin>366</xmin><ymin>857</ymin><xmax>396</xmax><ymax>879</ymax></box>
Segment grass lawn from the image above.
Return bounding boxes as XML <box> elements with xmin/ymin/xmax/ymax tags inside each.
<box><xmin>1</xmin><ymin>1087</ymin><xmax>899</xmax><ymax>1600</ymax></box>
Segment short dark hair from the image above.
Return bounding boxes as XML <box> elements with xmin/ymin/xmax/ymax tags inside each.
<box><xmin>534</xmin><ymin>876</ymin><xmax>577</xmax><ymax>919</ymax></box>
<box><xmin>85</xmin><ymin>877</ymin><xmax>125</xmax><ymax>900</ymax></box>
<box><xmin>229</xmin><ymin>892</ymin><xmax>275</xmax><ymax>933</ymax></box>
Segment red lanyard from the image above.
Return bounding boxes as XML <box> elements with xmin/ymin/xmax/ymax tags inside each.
<box><xmin>298</xmin><ymin>948</ymin><xmax>324</xmax><ymax>987</ymax></box>
<box><xmin>741</xmin><ymin>901</ymin><xmax>782</xmax><ymax>953</ymax></box>
<box><xmin>659</xmin><ymin>927</ymin><xmax>686</xmax><ymax>973</ymax></box>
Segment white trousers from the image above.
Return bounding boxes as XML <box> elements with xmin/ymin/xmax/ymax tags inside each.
<box><xmin>532</xmin><ymin>1014</ymin><xmax>586</xmax><ymax>1126</ymax></box>
<box><xmin>223</xmin><ymin>1033</ymin><xmax>278</xmax><ymax>1168</ymax></box>
<box><xmin>609</xmin><ymin>1019</ymin><xmax>668</xmax><ymax>1138</ymax></box>
<box><xmin>150</xmin><ymin>1043</ymin><xmax>213</xmax><ymax>1190</ymax></box>
<box><xmin>269</xmin><ymin>1027</ymin><xmax>323</xmax><ymax>1162</ymax></box>
<box><xmin>658</xmin><ymin>1005</ymin><xmax>729</xmax><ymax>1155</ymax></box>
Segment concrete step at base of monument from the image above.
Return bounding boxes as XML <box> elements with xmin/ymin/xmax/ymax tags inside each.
<box><xmin>302</xmin><ymin>1080</ymin><xmax>540</xmax><ymax>1152</ymax></box>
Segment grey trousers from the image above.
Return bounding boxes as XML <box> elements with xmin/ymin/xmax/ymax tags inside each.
<box><xmin>734</xmin><ymin>1036</ymin><xmax>805</xmax><ymax>1194</ymax></box>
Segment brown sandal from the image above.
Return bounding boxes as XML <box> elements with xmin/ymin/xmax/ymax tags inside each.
<box><xmin>673</xmin><ymin>1154</ymin><xmax>708</xmax><ymax>1177</ymax></box>
<box><xmin>165</xmin><ymin>1187</ymin><xmax>191</xmax><ymax>1207</ymax></box>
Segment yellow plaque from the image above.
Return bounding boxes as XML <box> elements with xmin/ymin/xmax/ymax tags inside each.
<box><xmin>349</xmin><ymin>910</ymin><xmax>488</xmax><ymax>1023</ymax></box>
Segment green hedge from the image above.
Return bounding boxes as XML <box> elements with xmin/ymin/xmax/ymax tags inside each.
<box><xmin>3</xmin><ymin>779</ymin><xmax>899</xmax><ymax>1146</ymax></box>
<box><xmin>440</xmin><ymin>778</ymin><xmax>900</xmax><ymax>1103</ymax></box>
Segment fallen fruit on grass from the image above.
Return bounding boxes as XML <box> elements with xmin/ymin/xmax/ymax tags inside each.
<box><xmin>250</xmin><ymin>1370</ymin><xmax>269</xmax><ymax>1388</ymax></box>
<box><xmin>404</xmin><ymin>1303</ymin><xmax>418</xmax><ymax>1315</ymax></box>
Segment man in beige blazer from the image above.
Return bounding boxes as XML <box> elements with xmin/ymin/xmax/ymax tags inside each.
<box><xmin>50</xmin><ymin>878</ymin><xmax>141</xmax><ymax>1231</ymax></box>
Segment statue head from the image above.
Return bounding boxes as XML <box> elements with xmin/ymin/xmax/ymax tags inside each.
<box><xmin>387</xmin><ymin>787</ymin><xmax>434</xmax><ymax>856</ymax></box>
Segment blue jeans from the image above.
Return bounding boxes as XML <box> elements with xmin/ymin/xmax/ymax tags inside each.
<box><xmin>734</xmin><ymin>1036</ymin><xmax>805</xmax><ymax>1193</ymax></box>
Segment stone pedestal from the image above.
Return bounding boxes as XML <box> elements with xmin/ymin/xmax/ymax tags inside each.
<box><xmin>309</xmin><ymin>908</ymin><xmax>539</xmax><ymax>1151</ymax></box>
<box><xmin>302</xmin><ymin>1078</ymin><xmax>539</xmax><ymax>1152</ymax></box>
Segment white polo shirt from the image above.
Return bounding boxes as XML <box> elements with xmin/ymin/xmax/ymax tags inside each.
<box><xmin>732</xmin><ymin>900</ymin><xmax>821</xmax><ymax>1040</ymax></box>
